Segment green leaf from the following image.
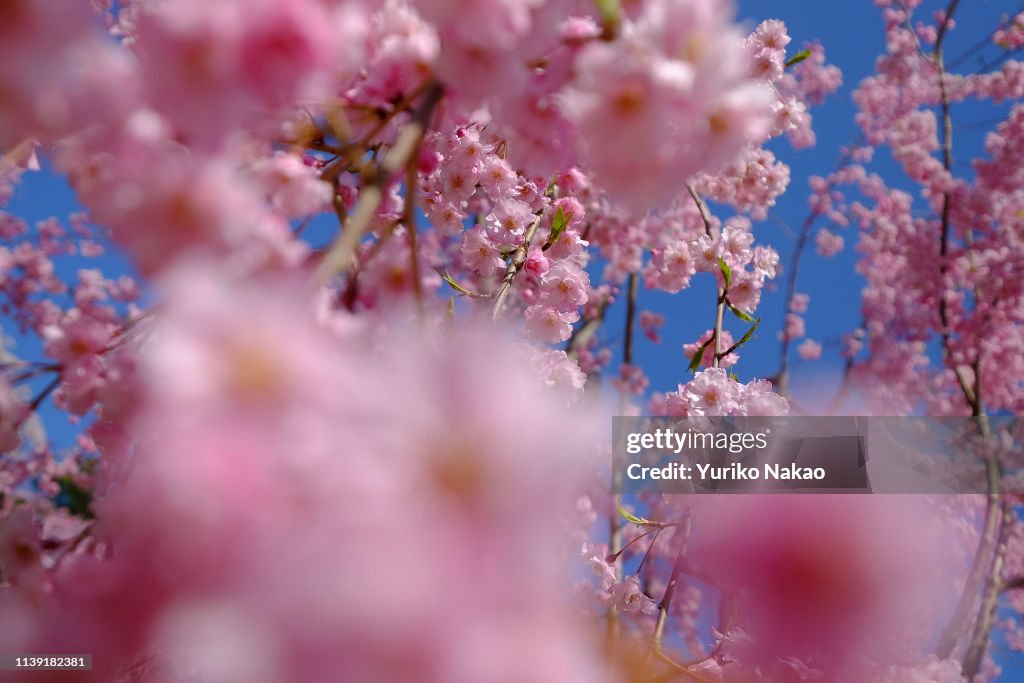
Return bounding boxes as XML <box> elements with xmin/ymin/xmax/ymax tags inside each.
<box><xmin>615</xmin><ymin>496</ymin><xmax>653</xmax><ymax>526</ymax></box>
<box><xmin>446</xmin><ymin>296</ymin><xmax>456</xmax><ymax>322</ymax></box>
<box><xmin>734</xmin><ymin>317</ymin><xmax>761</xmax><ymax>347</ymax></box>
<box><xmin>436</xmin><ymin>268</ymin><xmax>472</xmax><ymax>296</ymax></box>
<box><xmin>594</xmin><ymin>0</ymin><xmax>621</xmax><ymax>26</ymax></box>
<box><xmin>728</xmin><ymin>370</ymin><xmax>740</xmax><ymax>381</ymax></box>
<box><xmin>543</xmin><ymin>207</ymin><xmax>573</xmax><ymax>251</ymax></box>
<box><xmin>56</xmin><ymin>475</ymin><xmax>94</xmax><ymax>519</ymax></box>
<box><xmin>729</xmin><ymin>303</ymin><xmax>755</xmax><ymax>323</ymax></box>
<box><xmin>785</xmin><ymin>49</ymin><xmax>812</xmax><ymax>68</ymax></box>
<box><xmin>552</xmin><ymin>206</ymin><xmax>568</xmax><ymax>234</ymax></box>
<box><xmin>717</xmin><ymin>257</ymin><xmax>732</xmax><ymax>289</ymax></box>
<box><xmin>688</xmin><ymin>338</ymin><xmax>713</xmax><ymax>373</ymax></box>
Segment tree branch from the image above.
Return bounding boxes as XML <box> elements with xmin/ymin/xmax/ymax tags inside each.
<box><xmin>686</xmin><ymin>185</ymin><xmax>725</xmax><ymax>370</ymax></box>
<box><xmin>314</xmin><ymin>83</ymin><xmax>444</xmax><ymax>285</ymax></box>
<box><xmin>963</xmin><ymin>497</ymin><xmax>1013</xmax><ymax>677</ymax></box>
<box><xmin>491</xmin><ymin>213</ymin><xmax>544</xmax><ymax>320</ymax></box>
<box><xmin>647</xmin><ymin>519</ymin><xmax>691</xmax><ymax>663</ymax></box>
<box><xmin>924</xmin><ymin>4</ymin><xmax>1006</xmax><ymax>674</ymax></box>
<box><xmin>623</xmin><ymin>272</ymin><xmax>638</xmax><ymax>366</ymax></box>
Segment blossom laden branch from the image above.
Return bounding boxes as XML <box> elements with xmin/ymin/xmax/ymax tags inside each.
<box><xmin>314</xmin><ymin>83</ymin><xmax>444</xmax><ymax>285</ymax></box>
<box><xmin>491</xmin><ymin>212</ymin><xmax>545</xmax><ymax>320</ymax></box>
<box><xmin>687</xmin><ymin>185</ymin><xmax>726</xmax><ymax>370</ymax></box>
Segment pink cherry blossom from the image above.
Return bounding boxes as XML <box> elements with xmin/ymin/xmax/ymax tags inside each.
<box><xmin>683</xmin><ymin>367</ymin><xmax>740</xmax><ymax>416</ymax></box>
<box><xmin>798</xmin><ymin>338</ymin><xmax>823</xmax><ymax>361</ymax></box>
<box><xmin>559</xmin><ymin>0</ymin><xmax>775</xmax><ymax>211</ymax></box>
<box><xmin>815</xmin><ymin>227</ymin><xmax>845</xmax><ymax>258</ymax></box>
<box><xmin>524</xmin><ymin>305</ymin><xmax>579</xmax><ymax>344</ymax></box>
<box><xmin>486</xmin><ymin>198</ymin><xmax>535</xmax><ymax>246</ymax></box>
<box><xmin>0</xmin><ymin>379</ymin><xmax>25</xmax><ymax>453</ymax></box>
<box><xmin>609</xmin><ymin>576</ymin><xmax>658</xmax><ymax>615</ymax></box>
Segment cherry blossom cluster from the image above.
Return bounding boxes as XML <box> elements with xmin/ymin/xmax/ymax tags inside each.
<box><xmin>994</xmin><ymin>12</ymin><xmax>1024</xmax><ymax>50</ymax></box>
<box><xmin>835</xmin><ymin>2</ymin><xmax>1024</xmax><ymax>417</ymax></box>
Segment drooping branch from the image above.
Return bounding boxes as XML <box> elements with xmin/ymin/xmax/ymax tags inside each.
<box><xmin>924</xmin><ymin>3</ymin><xmax>1006</xmax><ymax>675</ymax></box>
<box><xmin>646</xmin><ymin>518</ymin><xmax>691</xmax><ymax>664</ymax></box>
<box><xmin>686</xmin><ymin>185</ymin><xmax>725</xmax><ymax>369</ymax></box>
<box><xmin>773</xmin><ymin>139</ymin><xmax>863</xmax><ymax>397</ymax></box>
<box><xmin>314</xmin><ymin>83</ymin><xmax>444</xmax><ymax>285</ymax></box>
<box><xmin>963</xmin><ymin>498</ymin><xmax>1014</xmax><ymax>677</ymax></box>
<box><xmin>775</xmin><ymin>209</ymin><xmax>816</xmax><ymax>395</ymax></box>
<box><xmin>402</xmin><ymin>140</ymin><xmax>425</xmax><ymax>313</ymax></box>
<box><xmin>623</xmin><ymin>272</ymin><xmax>638</xmax><ymax>367</ymax></box>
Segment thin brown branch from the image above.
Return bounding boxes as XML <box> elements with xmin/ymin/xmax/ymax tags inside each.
<box><xmin>926</xmin><ymin>4</ymin><xmax>1004</xmax><ymax>674</ymax></box>
<box><xmin>776</xmin><ymin>210</ymin><xmax>816</xmax><ymax>395</ymax></box>
<box><xmin>623</xmin><ymin>272</ymin><xmax>638</xmax><ymax>366</ymax></box>
<box><xmin>1002</xmin><ymin>575</ymin><xmax>1024</xmax><ymax>593</ymax></box>
<box><xmin>647</xmin><ymin>519</ymin><xmax>691</xmax><ymax>665</ymax></box>
<box><xmin>314</xmin><ymin>84</ymin><xmax>444</xmax><ymax>285</ymax></box>
<box><xmin>337</xmin><ymin>219</ymin><xmax>401</xmax><ymax>311</ymax></box>
<box><xmin>686</xmin><ymin>185</ymin><xmax>725</xmax><ymax>370</ymax></box>
<box><xmin>27</xmin><ymin>375</ymin><xmax>61</xmax><ymax>414</ymax></box>
<box><xmin>403</xmin><ymin>144</ymin><xmax>424</xmax><ymax>313</ymax></box>
<box><xmin>963</xmin><ymin>497</ymin><xmax>1014</xmax><ymax>677</ymax></box>
<box><xmin>773</xmin><ymin>139</ymin><xmax>863</xmax><ymax>396</ymax></box>
<box><xmin>491</xmin><ymin>213</ymin><xmax>544</xmax><ymax>319</ymax></box>
<box><xmin>566</xmin><ymin>298</ymin><xmax>609</xmax><ymax>361</ymax></box>
<box><xmin>319</xmin><ymin>79</ymin><xmax>436</xmax><ymax>184</ymax></box>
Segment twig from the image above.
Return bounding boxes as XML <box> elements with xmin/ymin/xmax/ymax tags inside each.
<box><xmin>319</xmin><ymin>79</ymin><xmax>436</xmax><ymax>184</ymax></box>
<box><xmin>776</xmin><ymin>209</ymin><xmax>816</xmax><ymax>394</ymax></box>
<box><xmin>566</xmin><ymin>297</ymin><xmax>609</xmax><ymax>361</ymax></box>
<box><xmin>314</xmin><ymin>83</ymin><xmax>444</xmax><ymax>285</ymax></box>
<box><xmin>403</xmin><ymin>145</ymin><xmax>424</xmax><ymax>314</ymax></box>
<box><xmin>686</xmin><ymin>186</ymin><xmax>725</xmax><ymax>369</ymax></box>
<box><xmin>491</xmin><ymin>213</ymin><xmax>544</xmax><ymax>319</ymax></box>
<box><xmin>26</xmin><ymin>375</ymin><xmax>61</xmax><ymax>414</ymax></box>
<box><xmin>1002</xmin><ymin>575</ymin><xmax>1024</xmax><ymax>592</ymax></box>
<box><xmin>623</xmin><ymin>272</ymin><xmax>638</xmax><ymax>366</ymax></box>
<box><xmin>337</xmin><ymin>218</ymin><xmax>401</xmax><ymax>311</ymax></box>
<box><xmin>646</xmin><ymin>518</ymin><xmax>692</xmax><ymax>666</ymax></box>
<box><xmin>773</xmin><ymin>140</ymin><xmax>863</xmax><ymax>395</ymax></box>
